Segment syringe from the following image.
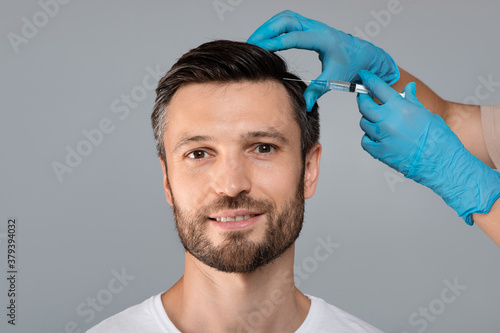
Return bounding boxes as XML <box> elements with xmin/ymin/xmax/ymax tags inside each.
<box><xmin>283</xmin><ymin>78</ymin><xmax>405</xmax><ymax>98</ymax></box>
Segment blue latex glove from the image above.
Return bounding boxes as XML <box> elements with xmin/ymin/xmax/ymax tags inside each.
<box><xmin>247</xmin><ymin>10</ymin><xmax>400</xmax><ymax>111</ymax></box>
<box><xmin>356</xmin><ymin>70</ymin><xmax>500</xmax><ymax>225</ymax></box>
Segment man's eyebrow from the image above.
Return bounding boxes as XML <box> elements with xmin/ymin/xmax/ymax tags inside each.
<box><xmin>173</xmin><ymin>135</ymin><xmax>214</xmax><ymax>153</ymax></box>
<box><xmin>242</xmin><ymin>128</ymin><xmax>289</xmax><ymax>145</ymax></box>
<box><xmin>173</xmin><ymin>128</ymin><xmax>289</xmax><ymax>153</ymax></box>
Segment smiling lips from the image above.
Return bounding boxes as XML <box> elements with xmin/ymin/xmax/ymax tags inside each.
<box><xmin>210</xmin><ymin>213</ymin><xmax>262</xmax><ymax>230</ymax></box>
<box><xmin>215</xmin><ymin>214</ymin><xmax>257</xmax><ymax>222</ymax></box>
<box><xmin>209</xmin><ymin>210</ymin><xmax>262</xmax><ymax>224</ymax></box>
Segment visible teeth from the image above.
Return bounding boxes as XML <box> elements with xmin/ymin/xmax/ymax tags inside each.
<box><xmin>216</xmin><ymin>214</ymin><xmax>256</xmax><ymax>222</ymax></box>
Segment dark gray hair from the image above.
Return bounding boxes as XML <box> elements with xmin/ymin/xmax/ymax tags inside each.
<box><xmin>151</xmin><ymin>40</ymin><xmax>320</xmax><ymax>164</ymax></box>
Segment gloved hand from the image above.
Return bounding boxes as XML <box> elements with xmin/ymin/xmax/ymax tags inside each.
<box><xmin>247</xmin><ymin>10</ymin><xmax>400</xmax><ymax>111</ymax></box>
<box><xmin>356</xmin><ymin>70</ymin><xmax>500</xmax><ymax>225</ymax></box>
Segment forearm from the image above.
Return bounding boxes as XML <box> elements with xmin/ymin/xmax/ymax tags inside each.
<box><xmin>443</xmin><ymin>102</ymin><xmax>494</xmax><ymax>168</ymax></box>
<box><xmin>391</xmin><ymin>68</ymin><xmax>495</xmax><ymax>168</ymax></box>
<box><xmin>473</xmin><ymin>197</ymin><xmax>500</xmax><ymax>247</ymax></box>
<box><xmin>391</xmin><ymin>67</ymin><xmax>449</xmax><ymax>119</ymax></box>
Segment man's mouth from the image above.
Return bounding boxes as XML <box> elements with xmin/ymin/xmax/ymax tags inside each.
<box><xmin>208</xmin><ymin>212</ymin><xmax>263</xmax><ymax>230</ymax></box>
<box><xmin>212</xmin><ymin>214</ymin><xmax>258</xmax><ymax>222</ymax></box>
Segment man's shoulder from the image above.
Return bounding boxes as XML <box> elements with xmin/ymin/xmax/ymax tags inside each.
<box><xmin>303</xmin><ymin>295</ymin><xmax>384</xmax><ymax>333</ymax></box>
<box><xmin>86</xmin><ymin>294</ymin><xmax>161</xmax><ymax>333</ymax></box>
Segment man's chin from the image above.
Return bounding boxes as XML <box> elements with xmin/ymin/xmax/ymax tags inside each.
<box><xmin>189</xmin><ymin>237</ymin><xmax>294</xmax><ymax>274</ymax></box>
<box><xmin>203</xmin><ymin>257</ymin><xmax>275</xmax><ymax>274</ymax></box>
<box><xmin>188</xmin><ymin>242</ymin><xmax>269</xmax><ymax>273</ymax></box>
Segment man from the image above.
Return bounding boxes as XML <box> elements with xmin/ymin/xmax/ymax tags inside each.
<box><xmin>248</xmin><ymin>10</ymin><xmax>500</xmax><ymax>246</ymax></box>
<box><xmin>87</xmin><ymin>41</ymin><xmax>384</xmax><ymax>332</ymax></box>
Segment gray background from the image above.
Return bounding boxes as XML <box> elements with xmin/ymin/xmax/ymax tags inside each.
<box><xmin>2</xmin><ymin>0</ymin><xmax>499</xmax><ymax>332</ymax></box>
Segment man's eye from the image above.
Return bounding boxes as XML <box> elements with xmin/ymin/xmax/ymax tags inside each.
<box><xmin>254</xmin><ymin>144</ymin><xmax>275</xmax><ymax>154</ymax></box>
<box><xmin>187</xmin><ymin>150</ymin><xmax>208</xmax><ymax>159</ymax></box>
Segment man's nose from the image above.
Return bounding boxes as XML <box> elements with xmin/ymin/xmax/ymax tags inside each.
<box><xmin>211</xmin><ymin>153</ymin><xmax>252</xmax><ymax>197</ymax></box>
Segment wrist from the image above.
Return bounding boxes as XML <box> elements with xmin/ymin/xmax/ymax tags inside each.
<box><xmin>439</xmin><ymin>148</ymin><xmax>500</xmax><ymax>225</ymax></box>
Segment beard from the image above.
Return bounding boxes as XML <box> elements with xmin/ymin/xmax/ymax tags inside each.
<box><xmin>168</xmin><ymin>172</ymin><xmax>305</xmax><ymax>273</ymax></box>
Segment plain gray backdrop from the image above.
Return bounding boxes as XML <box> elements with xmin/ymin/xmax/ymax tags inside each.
<box><xmin>2</xmin><ymin>0</ymin><xmax>500</xmax><ymax>332</ymax></box>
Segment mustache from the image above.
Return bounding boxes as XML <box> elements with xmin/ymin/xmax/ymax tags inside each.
<box><xmin>196</xmin><ymin>192</ymin><xmax>275</xmax><ymax>219</ymax></box>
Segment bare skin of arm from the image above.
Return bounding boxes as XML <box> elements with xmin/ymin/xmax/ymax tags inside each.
<box><xmin>473</xmin><ymin>200</ymin><xmax>500</xmax><ymax>247</ymax></box>
<box><xmin>391</xmin><ymin>68</ymin><xmax>500</xmax><ymax>246</ymax></box>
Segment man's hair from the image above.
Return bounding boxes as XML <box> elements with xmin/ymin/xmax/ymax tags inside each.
<box><xmin>151</xmin><ymin>40</ymin><xmax>320</xmax><ymax>164</ymax></box>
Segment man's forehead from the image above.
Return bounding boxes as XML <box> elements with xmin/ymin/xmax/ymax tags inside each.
<box><xmin>168</xmin><ymin>80</ymin><xmax>292</xmax><ymax>111</ymax></box>
<box><xmin>164</xmin><ymin>81</ymin><xmax>299</xmax><ymax>144</ymax></box>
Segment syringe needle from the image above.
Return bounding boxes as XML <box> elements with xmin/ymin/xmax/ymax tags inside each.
<box><xmin>282</xmin><ymin>78</ymin><xmax>405</xmax><ymax>98</ymax></box>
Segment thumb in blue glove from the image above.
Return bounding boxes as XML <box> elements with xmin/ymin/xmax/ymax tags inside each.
<box><xmin>247</xmin><ymin>10</ymin><xmax>400</xmax><ymax>111</ymax></box>
<box><xmin>356</xmin><ymin>70</ymin><xmax>500</xmax><ymax>225</ymax></box>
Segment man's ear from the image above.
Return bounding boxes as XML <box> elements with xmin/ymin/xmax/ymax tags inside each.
<box><xmin>159</xmin><ymin>157</ymin><xmax>173</xmax><ymax>206</ymax></box>
<box><xmin>303</xmin><ymin>142</ymin><xmax>322</xmax><ymax>199</ymax></box>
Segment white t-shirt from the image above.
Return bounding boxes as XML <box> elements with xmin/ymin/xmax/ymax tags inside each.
<box><xmin>87</xmin><ymin>293</ymin><xmax>384</xmax><ymax>333</ymax></box>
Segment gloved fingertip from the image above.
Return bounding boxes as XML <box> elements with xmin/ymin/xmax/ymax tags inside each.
<box><xmin>402</xmin><ymin>82</ymin><xmax>416</xmax><ymax>96</ymax></box>
<box><xmin>247</xmin><ymin>31</ymin><xmax>263</xmax><ymax>44</ymax></box>
<box><xmin>304</xmin><ymin>95</ymin><xmax>317</xmax><ymax>112</ymax></box>
<box><xmin>356</xmin><ymin>92</ymin><xmax>367</xmax><ymax>105</ymax></box>
<box><xmin>304</xmin><ymin>88</ymin><xmax>321</xmax><ymax>111</ymax></box>
<box><xmin>304</xmin><ymin>95</ymin><xmax>314</xmax><ymax>112</ymax></box>
<box><xmin>411</xmin><ymin>81</ymin><xmax>417</xmax><ymax>95</ymax></box>
<box><xmin>360</xmin><ymin>134</ymin><xmax>375</xmax><ymax>152</ymax></box>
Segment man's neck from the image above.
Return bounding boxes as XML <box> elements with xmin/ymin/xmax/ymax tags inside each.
<box><xmin>161</xmin><ymin>245</ymin><xmax>311</xmax><ymax>332</ymax></box>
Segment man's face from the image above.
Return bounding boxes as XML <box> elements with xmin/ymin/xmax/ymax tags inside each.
<box><xmin>161</xmin><ymin>80</ymin><xmax>318</xmax><ymax>273</ymax></box>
